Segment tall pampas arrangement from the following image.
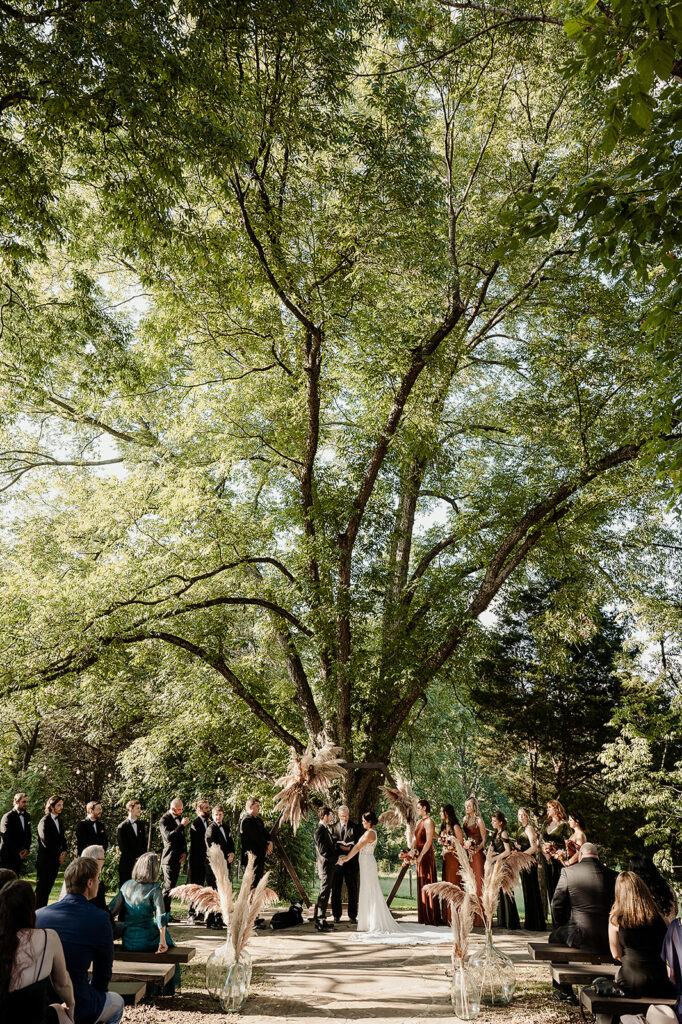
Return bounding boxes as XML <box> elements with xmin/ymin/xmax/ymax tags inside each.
<box><xmin>378</xmin><ymin>774</ymin><xmax>420</xmax><ymax>849</ymax></box>
<box><xmin>424</xmin><ymin>837</ymin><xmax>479</xmax><ymax>960</ymax></box>
<box><xmin>229</xmin><ymin>853</ymin><xmax>279</xmax><ymax>960</ymax></box>
<box><xmin>480</xmin><ymin>848</ymin><xmax>534</xmax><ymax>930</ymax></box>
<box><xmin>171</xmin><ymin>844</ymin><xmax>236</xmax><ymax>923</ymax></box>
<box><xmin>274</xmin><ymin>743</ymin><xmax>347</xmax><ymax>833</ymax></box>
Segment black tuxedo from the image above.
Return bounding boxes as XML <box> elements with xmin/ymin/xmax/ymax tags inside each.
<box><xmin>76</xmin><ymin>817</ymin><xmax>109</xmax><ymax>856</ymax></box>
<box><xmin>159</xmin><ymin>811</ymin><xmax>188</xmax><ymax>912</ymax></box>
<box><xmin>116</xmin><ymin>817</ymin><xmax>147</xmax><ymax>885</ymax></box>
<box><xmin>240</xmin><ymin>813</ymin><xmax>270</xmax><ymax>887</ymax></box>
<box><xmin>188</xmin><ymin>814</ymin><xmax>210</xmax><ymax>885</ymax></box>
<box><xmin>331</xmin><ymin>820</ymin><xmax>361</xmax><ymax>921</ymax></box>
<box><xmin>205</xmin><ymin>820</ymin><xmax>235</xmax><ymax>887</ymax></box>
<box><xmin>0</xmin><ymin>807</ymin><xmax>32</xmax><ymax>875</ymax></box>
<box><xmin>35</xmin><ymin>814</ymin><xmax>67</xmax><ymax>908</ymax></box>
<box><xmin>314</xmin><ymin>822</ymin><xmax>337</xmax><ymax>919</ymax></box>
<box><xmin>550</xmin><ymin>858</ymin><xmax>617</xmax><ymax>956</ymax></box>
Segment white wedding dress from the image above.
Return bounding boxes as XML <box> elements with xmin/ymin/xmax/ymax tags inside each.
<box><xmin>351</xmin><ymin>831</ymin><xmax>451</xmax><ymax>945</ymax></box>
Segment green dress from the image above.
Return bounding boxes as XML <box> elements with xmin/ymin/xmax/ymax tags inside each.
<box><xmin>542</xmin><ymin>821</ymin><xmax>572</xmax><ymax>900</ymax></box>
<box><xmin>492</xmin><ymin>831</ymin><xmax>520</xmax><ymax>930</ymax></box>
<box><xmin>109</xmin><ymin>880</ymin><xmax>181</xmax><ymax>994</ymax></box>
<box><xmin>516</xmin><ymin>827</ymin><xmax>546</xmax><ymax>931</ymax></box>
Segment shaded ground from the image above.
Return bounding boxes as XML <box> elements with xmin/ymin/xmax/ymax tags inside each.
<box><xmin>122</xmin><ymin>911</ymin><xmax>581</xmax><ymax>1024</ymax></box>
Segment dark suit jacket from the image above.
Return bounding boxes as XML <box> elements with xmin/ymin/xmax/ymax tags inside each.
<box><xmin>0</xmin><ymin>807</ymin><xmax>31</xmax><ymax>873</ymax></box>
<box><xmin>551</xmin><ymin>858</ymin><xmax>617</xmax><ymax>955</ymax></box>
<box><xmin>116</xmin><ymin>818</ymin><xmax>146</xmax><ymax>876</ymax></box>
<box><xmin>36</xmin><ymin>893</ymin><xmax>113</xmax><ymax>1024</ymax></box>
<box><xmin>76</xmin><ymin>818</ymin><xmax>109</xmax><ymax>856</ymax></box>
<box><xmin>331</xmin><ymin>820</ymin><xmax>362</xmax><ymax>873</ymax></box>
<box><xmin>240</xmin><ymin>813</ymin><xmax>270</xmax><ymax>869</ymax></box>
<box><xmin>206</xmin><ymin>820</ymin><xmax>235</xmax><ymax>860</ymax></box>
<box><xmin>315</xmin><ymin>823</ymin><xmax>337</xmax><ymax>874</ymax></box>
<box><xmin>159</xmin><ymin>812</ymin><xmax>187</xmax><ymax>866</ymax></box>
<box><xmin>37</xmin><ymin>814</ymin><xmax>67</xmax><ymax>867</ymax></box>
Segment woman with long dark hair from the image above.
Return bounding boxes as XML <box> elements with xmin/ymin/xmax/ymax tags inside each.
<box><xmin>413</xmin><ymin>800</ymin><xmax>441</xmax><ymax>926</ymax></box>
<box><xmin>489</xmin><ymin>811</ymin><xmax>520</xmax><ymax>929</ymax></box>
<box><xmin>0</xmin><ymin>879</ymin><xmax>73</xmax><ymax>1024</ymax></box>
<box><xmin>439</xmin><ymin>804</ymin><xmax>463</xmax><ymax>926</ymax></box>
<box><xmin>628</xmin><ymin>855</ymin><xmax>678</xmax><ymax>924</ymax></box>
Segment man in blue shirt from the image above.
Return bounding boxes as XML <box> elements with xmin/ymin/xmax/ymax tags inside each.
<box><xmin>37</xmin><ymin>856</ymin><xmax>124</xmax><ymax>1024</ymax></box>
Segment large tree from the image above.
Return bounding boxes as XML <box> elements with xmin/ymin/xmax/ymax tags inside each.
<box><xmin>1</xmin><ymin>2</ymin><xmax>680</xmax><ymax>813</ymax></box>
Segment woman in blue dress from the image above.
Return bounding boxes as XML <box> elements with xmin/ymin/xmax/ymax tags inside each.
<box><xmin>109</xmin><ymin>851</ymin><xmax>180</xmax><ymax>995</ymax></box>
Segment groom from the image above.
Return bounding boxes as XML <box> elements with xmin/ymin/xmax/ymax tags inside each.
<box><xmin>314</xmin><ymin>806</ymin><xmax>337</xmax><ymax>932</ymax></box>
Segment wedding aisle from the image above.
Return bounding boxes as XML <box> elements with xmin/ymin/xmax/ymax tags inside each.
<box><xmin>122</xmin><ymin>912</ymin><xmax>581</xmax><ymax>1024</ymax></box>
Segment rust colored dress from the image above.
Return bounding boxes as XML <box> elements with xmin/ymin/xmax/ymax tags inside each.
<box><xmin>414</xmin><ymin>819</ymin><xmax>441</xmax><ymax>926</ymax></box>
<box><xmin>464</xmin><ymin>820</ymin><xmax>485</xmax><ymax>927</ymax></box>
<box><xmin>440</xmin><ymin>826</ymin><xmax>463</xmax><ymax>926</ymax></box>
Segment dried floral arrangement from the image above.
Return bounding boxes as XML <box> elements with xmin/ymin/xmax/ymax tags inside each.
<box><xmin>273</xmin><ymin>742</ymin><xmax>347</xmax><ymax>833</ymax></box>
<box><xmin>378</xmin><ymin>774</ymin><xmax>420</xmax><ymax>850</ymax></box>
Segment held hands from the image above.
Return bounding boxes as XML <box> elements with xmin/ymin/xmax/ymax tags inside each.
<box><xmin>337</xmin><ymin>856</ymin><xmax>346</xmax><ymax>866</ymax></box>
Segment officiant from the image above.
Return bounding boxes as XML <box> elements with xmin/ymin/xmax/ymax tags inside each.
<box><xmin>331</xmin><ymin>804</ymin><xmax>361</xmax><ymax>924</ymax></box>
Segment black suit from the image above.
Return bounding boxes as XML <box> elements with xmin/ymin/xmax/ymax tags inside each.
<box><xmin>159</xmin><ymin>812</ymin><xmax>188</xmax><ymax>912</ymax></box>
<box><xmin>116</xmin><ymin>818</ymin><xmax>147</xmax><ymax>886</ymax></box>
<box><xmin>331</xmin><ymin>820</ymin><xmax>361</xmax><ymax>922</ymax></box>
<box><xmin>76</xmin><ymin>817</ymin><xmax>109</xmax><ymax>856</ymax></box>
<box><xmin>206</xmin><ymin>820</ymin><xmax>235</xmax><ymax>887</ymax></box>
<box><xmin>314</xmin><ymin>822</ymin><xmax>337</xmax><ymax>920</ymax></box>
<box><xmin>550</xmin><ymin>858</ymin><xmax>618</xmax><ymax>956</ymax></box>
<box><xmin>188</xmin><ymin>815</ymin><xmax>210</xmax><ymax>885</ymax></box>
<box><xmin>240</xmin><ymin>813</ymin><xmax>271</xmax><ymax>887</ymax></box>
<box><xmin>35</xmin><ymin>814</ymin><xmax>67</xmax><ymax>908</ymax></box>
<box><xmin>0</xmin><ymin>807</ymin><xmax>31</xmax><ymax>875</ymax></box>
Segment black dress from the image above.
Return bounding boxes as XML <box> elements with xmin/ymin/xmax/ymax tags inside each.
<box><xmin>492</xmin><ymin>831</ymin><xmax>520</xmax><ymax>929</ymax></box>
<box><xmin>2</xmin><ymin>930</ymin><xmax>56</xmax><ymax>1024</ymax></box>
<box><xmin>542</xmin><ymin>821</ymin><xmax>571</xmax><ymax>901</ymax></box>
<box><xmin>617</xmin><ymin>917</ymin><xmax>674</xmax><ymax>997</ymax></box>
<box><xmin>516</xmin><ymin>827</ymin><xmax>546</xmax><ymax>931</ymax></box>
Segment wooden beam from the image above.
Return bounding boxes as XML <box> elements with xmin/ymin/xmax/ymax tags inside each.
<box><xmin>386</xmin><ymin>862</ymin><xmax>409</xmax><ymax>907</ymax></box>
<box><xmin>271</xmin><ymin>833</ymin><xmax>312</xmax><ymax>907</ymax></box>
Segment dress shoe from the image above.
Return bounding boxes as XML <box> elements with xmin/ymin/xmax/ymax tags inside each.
<box><xmin>349</xmin><ymin>918</ymin><xmax>357</xmax><ymax>924</ymax></box>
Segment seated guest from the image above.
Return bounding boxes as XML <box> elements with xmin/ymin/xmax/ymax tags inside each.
<box><xmin>108</xmin><ymin>851</ymin><xmax>180</xmax><ymax>995</ymax></box>
<box><xmin>550</xmin><ymin>842</ymin><xmax>617</xmax><ymax>956</ymax></box>
<box><xmin>36</xmin><ymin>857</ymin><xmax>124</xmax><ymax>1024</ymax></box>
<box><xmin>0</xmin><ymin>867</ymin><xmax>18</xmax><ymax>889</ymax></box>
<box><xmin>0</xmin><ymin>791</ymin><xmax>31</xmax><ymax>875</ymax></box>
<box><xmin>629</xmin><ymin>854</ymin><xmax>678</xmax><ymax>924</ymax></box>
<box><xmin>0</xmin><ymin>879</ymin><xmax>75</xmax><ymax>1024</ymax></box>
<box><xmin>76</xmin><ymin>803</ymin><xmax>108</xmax><ymax>856</ymax></box>
<box><xmin>59</xmin><ymin>846</ymin><xmax>107</xmax><ymax>912</ymax></box>
<box><xmin>608</xmin><ymin>871</ymin><xmax>673</xmax><ymax>998</ymax></box>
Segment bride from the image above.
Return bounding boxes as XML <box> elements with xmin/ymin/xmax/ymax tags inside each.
<box><xmin>338</xmin><ymin>810</ymin><xmax>450</xmax><ymax>944</ymax></box>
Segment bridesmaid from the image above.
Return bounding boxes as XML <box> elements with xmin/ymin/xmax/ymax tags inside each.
<box><xmin>557</xmin><ymin>811</ymin><xmax>586</xmax><ymax>867</ymax></box>
<box><xmin>413</xmin><ymin>799</ymin><xmax>441</xmax><ymax>925</ymax></box>
<box><xmin>516</xmin><ymin>807</ymin><xmax>546</xmax><ymax>931</ymax></box>
<box><xmin>462</xmin><ymin>797</ymin><xmax>486</xmax><ymax>927</ymax></box>
<box><xmin>489</xmin><ymin>812</ymin><xmax>520</xmax><ymax>929</ymax></box>
<box><xmin>439</xmin><ymin>803</ymin><xmax>463</xmax><ymax>926</ymax></box>
<box><xmin>541</xmin><ymin>799</ymin><xmax>572</xmax><ymax>900</ymax></box>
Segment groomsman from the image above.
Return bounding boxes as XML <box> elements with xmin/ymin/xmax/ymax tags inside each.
<box><xmin>188</xmin><ymin>799</ymin><xmax>211</xmax><ymax>886</ymax></box>
<box><xmin>205</xmin><ymin>805</ymin><xmax>235</xmax><ymax>930</ymax></box>
<box><xmin>116</xmin><ymin>799</ymin><xmax>147</xmax><ymax>886</ymax></box>
<box><xmin>159</xmin><ymin>797</ymin><xmax>189</xmax><ymax>916</ymax></box>
<box><xmin>76</xmin><ymin>801</ymin><xmax>108</xmax><ymax>855</ymax></box>
<box><xmin>331</xmin><ymin>804</ymin><xmax>361</xmax><ymax>924</ymax></box>
<box><xmin>240</xmin><ymin>797</ymin><xmax>272</xmax><ymax>888</ymax></box>
<box><xmin>0</xmin><ymin>791</ymin><xmax>32</xmax><ymax>875</ymax></box>
<box><xmin>314</xmin><ymin>806</ymin><xmax>337</xmax><ymax>931</ymax></box>
<box><xmin>36</xmin><ymin>795</ymin><xmax>68</xmax><ymax>908</ymax></box>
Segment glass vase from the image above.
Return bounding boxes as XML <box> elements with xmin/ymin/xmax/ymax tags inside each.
<box><xmin>467</xmin><ymin>927</ymin><xmax>515</xmax><ymax>1006</ymax></box>
<box><xmin>219</xmin><ymin>950</ymin><xmax>252</xmax><ymax>1013</ymax></box>
<box><xmin>451</xmin><ymin>956</ymin><xmax>481</xmax><ymax>1020</ymax></box>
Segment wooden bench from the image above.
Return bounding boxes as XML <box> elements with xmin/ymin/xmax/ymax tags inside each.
<box><xmin>528</xmin><ymin>942</ymin><xmax>614</xmax><ymax>964</ymax></box>
<box><xmin>113</xmin><ymin>944</ymin><xmax>195</xmax><ymax>963</ymax></box>
<box><xmin>551</xmin><ymin>963</ymin><xmax>619</xmax><ymax>986</ymax></box>
<box><xmin>580</xmin><ymin>985</ymin><xmax>677</xmax><ymax>1016</ymax></box>
<box><xmin>109</xmin><ymin>981</ymin><xmax>147</xmax><ymax>1006</ymax></box>
<box><xmin>110</xmin><ymin>961</ymin><xmax>175</xmax><ymax>985</ymax></box>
